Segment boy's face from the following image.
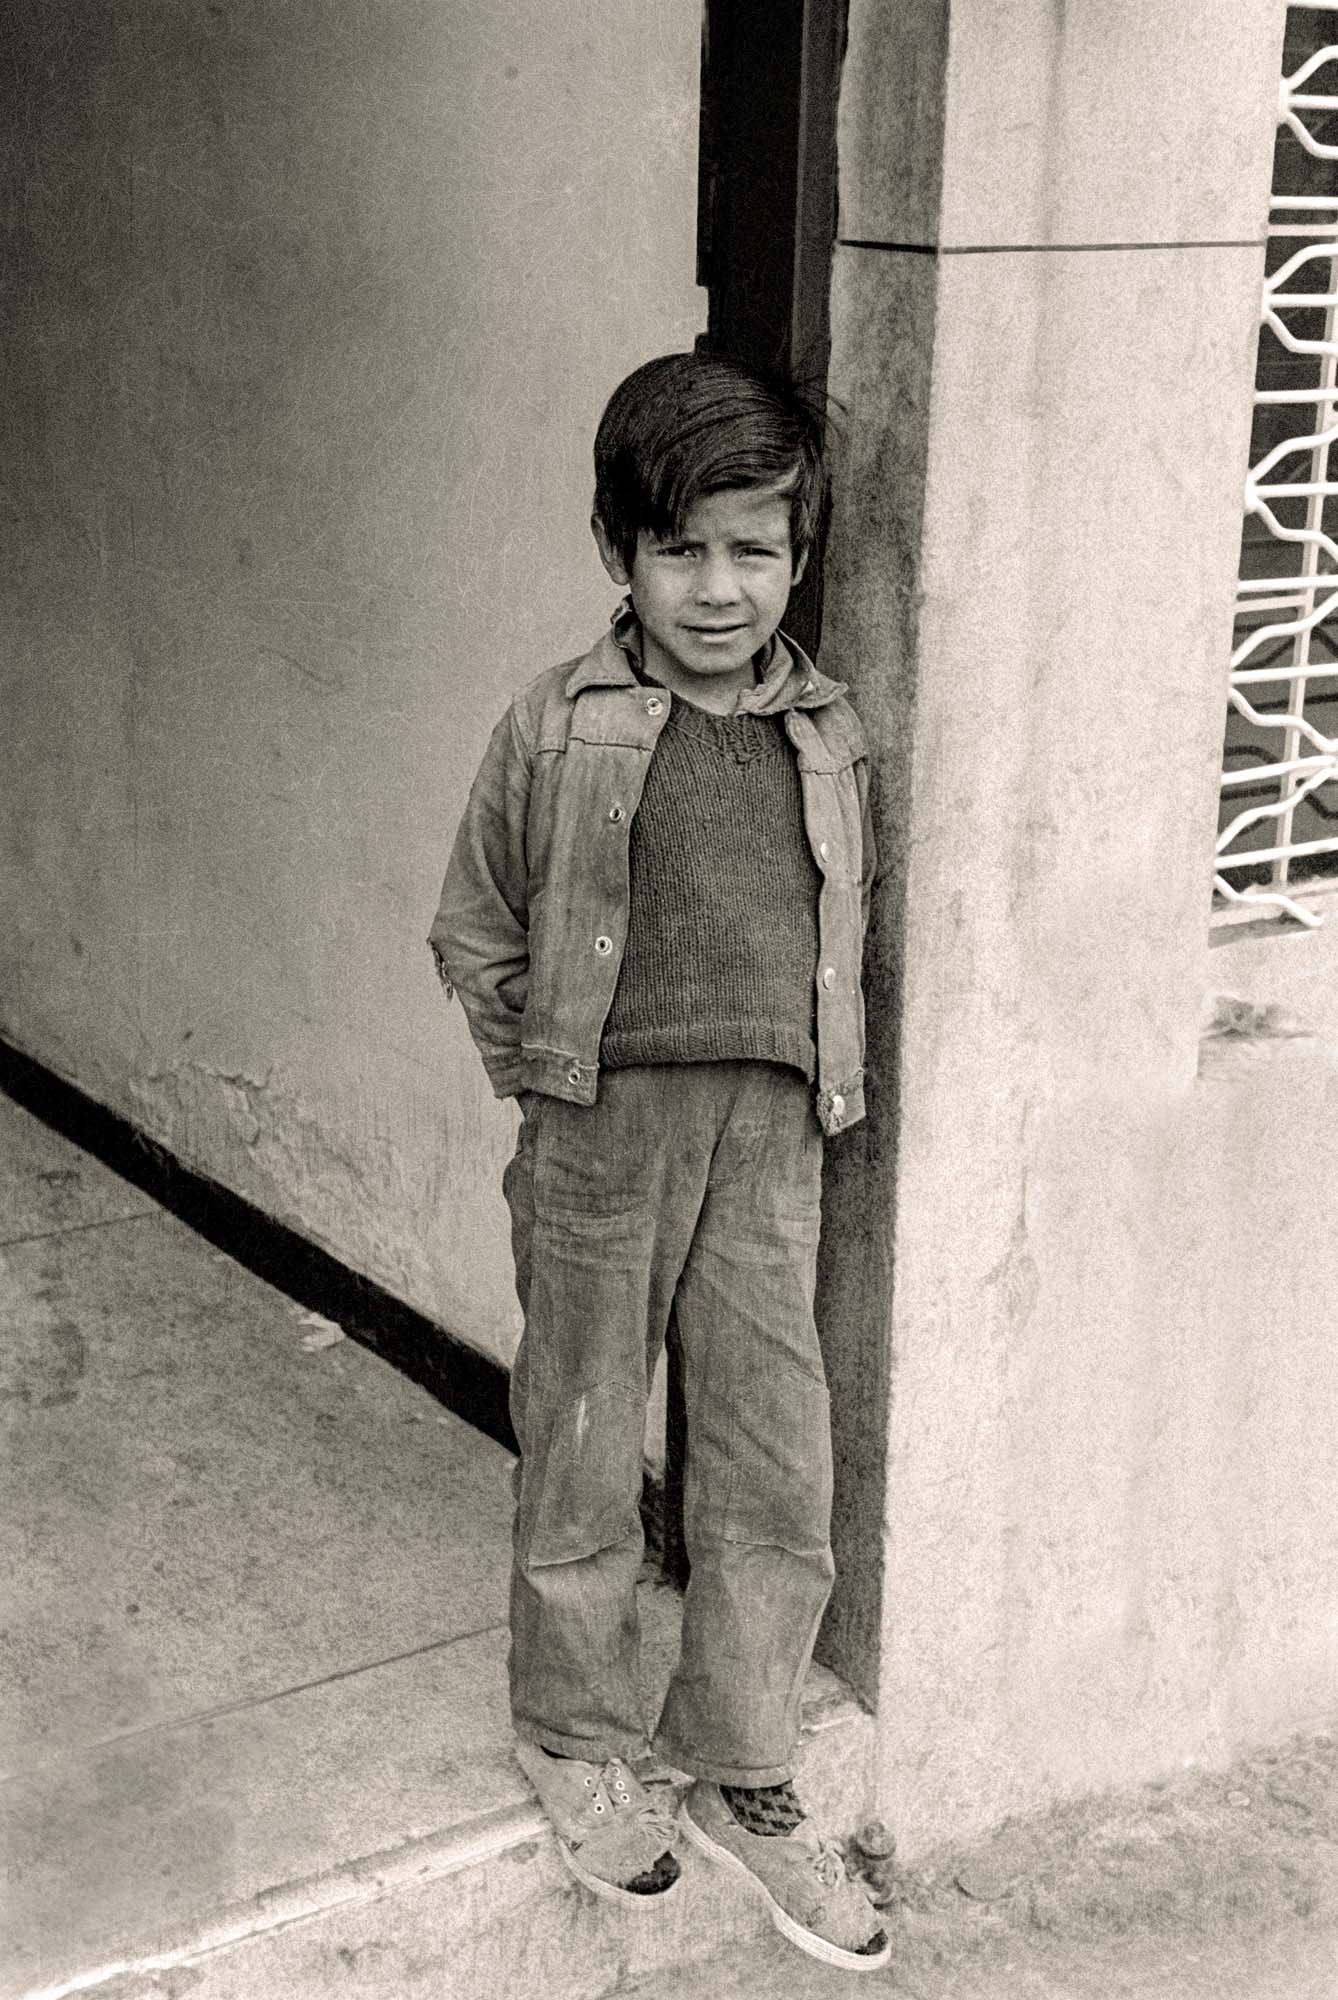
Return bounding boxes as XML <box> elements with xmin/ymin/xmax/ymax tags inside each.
<box><xmin>594</xmin><ymin>484</ymin><xmax>806</xmax><ymax>710</ymax></box>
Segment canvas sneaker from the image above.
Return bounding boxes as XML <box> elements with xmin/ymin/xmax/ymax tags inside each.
<box><xmin>679</xmin><ymin>1779</ymin><xmax>891</xmax><ymax>1971</ymax></box>
<box><xmin>514</xmin><ymin>1741</ymin><xmax>682</xmax><ymax>1904</ymax></box>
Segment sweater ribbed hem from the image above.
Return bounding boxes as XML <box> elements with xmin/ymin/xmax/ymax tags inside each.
<box><xmin>600</xmin><ymin>1021</ymin><xmax>816</xmax><ymax>1081</ymax></box>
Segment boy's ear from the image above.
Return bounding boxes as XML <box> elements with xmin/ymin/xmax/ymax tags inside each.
<box><xmin>791</xmin><ymin>544</ymin><xmax>809</xmax><ymax>590</ymax></box>
<box><xmin>592</xmin><ymin>514</ymin><xmax>631</xmax><ymax>586</ymax></box>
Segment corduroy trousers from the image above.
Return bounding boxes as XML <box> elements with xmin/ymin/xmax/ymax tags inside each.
<box><xmin>503</xmin><ymin>1060</ymin><xmax>835</xmax><ymax>1786</ymax></box>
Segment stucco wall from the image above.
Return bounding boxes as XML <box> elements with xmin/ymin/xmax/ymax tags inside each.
<box><xmin>0</xmin><ymin>4</ymin><xmax>703</xmax><ymax>1360</ymax></box>
<box><xmin>822</xmin><ymin>0</ymin><xmax>1337</xmax><ymax>1854</ymax></box>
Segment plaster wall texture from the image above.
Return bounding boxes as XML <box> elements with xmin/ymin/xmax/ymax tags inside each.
<box><xmin>839</xmin><ymin>0</ymin><xmax>1285</xmax><ymax>248</ymax></box>
<box><xmin>0</xmin><ymin>4</ymin><xmax>704</xmax><ymax>1360</ymax></box>
<box><xmin>822</xmin><ymin>2</ymin><xmax>1337</xmax><ymax>1855</ymax></box>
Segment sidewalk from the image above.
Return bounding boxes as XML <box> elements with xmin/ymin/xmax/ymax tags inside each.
<box><xmin>0</xmin><ymin>1085</ymin><xmax>870</xmax><ymax>2000</ymax></box>
<box><xmin>0</xmin><ymin>1085</ymin><xmax>511</xmax><ymax>1994</ymax></box>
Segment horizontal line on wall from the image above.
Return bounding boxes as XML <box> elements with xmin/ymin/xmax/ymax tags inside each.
<box><xmin>838</xmin><ymin>237</ymin><xmax>1265</xmax><ymax>255</ymax></box>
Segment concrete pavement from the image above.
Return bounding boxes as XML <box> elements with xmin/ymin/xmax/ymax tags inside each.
<box><xmin>0</xmin><ymin>1086</ymin><xmax>871</xmax><ymax>1999</ymax></box>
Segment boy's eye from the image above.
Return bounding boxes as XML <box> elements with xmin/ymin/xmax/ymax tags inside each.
<box><xmin>651</xmin><ymin>544</ymin><xmax>784</xmax><ymax>561</ymax></box>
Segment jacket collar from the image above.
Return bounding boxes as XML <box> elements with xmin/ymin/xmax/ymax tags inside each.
<box><xmin>563</xmin><ymin>599</ymin><xmax>846</xmax><ymax>713</ymax></box>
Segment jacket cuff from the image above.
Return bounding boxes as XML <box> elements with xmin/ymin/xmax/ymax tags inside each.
<box><xmin>817</xmin><ymin>1074</ymin><xmax>865</xmax><ymax>1136</ymax></box>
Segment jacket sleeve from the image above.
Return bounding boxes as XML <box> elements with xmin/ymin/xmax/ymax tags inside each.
<box><xmin>427</xmin><ymin>704</ymin><xmax>533</xmax><ymax>1098</ymax></box>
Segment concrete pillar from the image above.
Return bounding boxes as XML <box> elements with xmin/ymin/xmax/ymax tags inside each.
<box><xmin>816</xmin><ymin>4</ymin><xmax>1299</xmax><ymax>1850</ymax></box>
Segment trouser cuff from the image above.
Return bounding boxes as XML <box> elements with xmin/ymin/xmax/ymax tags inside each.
<box><xmin>516</xmin><ymin>1723</ymin><xmax>651</xmax><ymax>1764</ymax></box>
<box><xmin>650</xmin><ymin>1730</ymin><xmax>795</xmax><ymax>1788</ymax></box>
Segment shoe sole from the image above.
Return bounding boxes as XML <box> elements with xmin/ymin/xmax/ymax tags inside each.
<box><xmin>557</xmin><ymin>1836</ymin><xmax>683</xmax><ymax>1908</ymax></box>
<box><xmin>678</xmin><ymin>1798</ymin><xmax>891</xmax><ymax>1973</ymax></box>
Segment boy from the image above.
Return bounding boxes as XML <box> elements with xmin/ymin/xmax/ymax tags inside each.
<box><xmin>430</xmin><ymin>353</ymin><xmax>886</xmax><ymax>1972</ymax></box>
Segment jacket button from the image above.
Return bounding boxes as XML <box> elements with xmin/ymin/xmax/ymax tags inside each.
<box><xmin>608</xmin><ymin>803</ymin><xmax>626</xmax><ymax>823</ymax></box>
<box><xmin>646</xmin><ymin>696</ymin><xmax>664</xmax><ymax>716</ymax></box>
<box><xmin>818</xmin><ymin>840</ymin><xmax>830</xmax><ymax>861</ymax></box>
<box><xmin>822</xmin><ymin>965</ymin><xmax>837</xmax><ymax>990</ymax></box>
<box><xmin>830</xmin><ymin>1093</ymin><xmax>846</xmax><ymax>1124</ymax></box>
<box><xmin>594</xmin><ymin>934</ymin><xmax>613</xmax><ymax>955</ymax></box>
<box><xmin>567</xmin><ymin>1064</ymin><xmax>582</xmax><ymax>1085</ymax></box>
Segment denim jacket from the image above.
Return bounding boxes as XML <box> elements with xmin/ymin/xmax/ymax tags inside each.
<box><xmin>429</xmin><ymin>611</ymin><xmax>875</xmax><ymax>1136</ymax></box>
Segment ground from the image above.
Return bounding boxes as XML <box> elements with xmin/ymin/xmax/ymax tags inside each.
<box><xmin>620</xmin><ymin>1727</ymin><xmax>1338</xmax><ymax>1998</ymax></box>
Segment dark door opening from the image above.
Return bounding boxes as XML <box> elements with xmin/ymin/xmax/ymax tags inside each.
<box><xmin>696</xmin><ymin>0</ymin><xmax>846</xmax><ymax>658</ymax></box>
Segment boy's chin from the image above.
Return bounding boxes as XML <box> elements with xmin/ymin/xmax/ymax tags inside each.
<box><xmin>642</xmin><ymin>619</ymin><xmax>776</xmax><ymax>687</ymax></box>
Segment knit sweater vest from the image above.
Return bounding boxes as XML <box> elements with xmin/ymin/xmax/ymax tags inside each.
<box><xmin>600</xmin><ymin>697</ymin><xmax>821</xmax><ymax>1077</ymax></box>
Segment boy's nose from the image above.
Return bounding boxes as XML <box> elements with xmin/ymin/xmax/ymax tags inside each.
<box><xmin>693</xmin><ymin>555</ymin><xmax>741</xmax><ymax>605</ymax></box>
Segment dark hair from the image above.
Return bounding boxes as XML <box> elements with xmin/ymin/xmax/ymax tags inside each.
<box><xmin>593</xmin><ymin>351</ymin><xmax>829</xmax><ymax>571</ymax></box>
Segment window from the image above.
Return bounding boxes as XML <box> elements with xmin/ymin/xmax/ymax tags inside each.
<box><xmin>1216</xmin><ymin>4</ymin><xmax>1338</xmax><ymax>929</ymax></box>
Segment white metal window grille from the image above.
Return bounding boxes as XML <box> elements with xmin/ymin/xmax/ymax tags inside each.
<box><xmin>1216</xmin><ymin>2</ymin><xmax>1338</xmax><ymax>928</ymax></box>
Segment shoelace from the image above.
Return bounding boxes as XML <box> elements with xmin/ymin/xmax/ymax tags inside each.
<box><xmin>582</xmin><ymin>1760</ymin><xmax>677</xmax><ymax>1840</ymax></box>
<box><xmin>812</xmin><ymin>1840</ymin><xmax>847</xmax><ymax>1889</ymax></box>
<box><xmin>596</xmin><ymin>1768</ymin><xmax>680</xmax><ymax>1840</ymax></box>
